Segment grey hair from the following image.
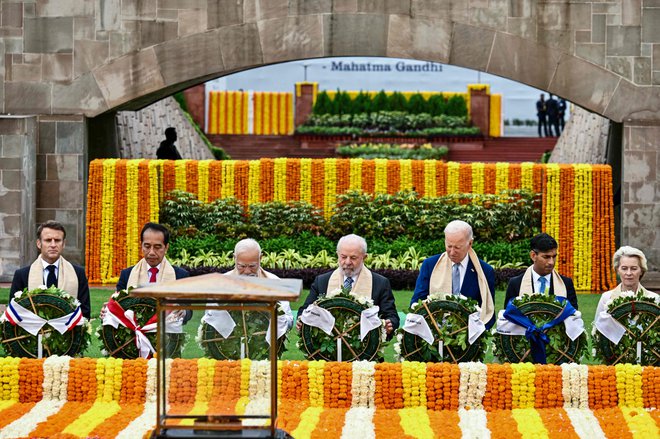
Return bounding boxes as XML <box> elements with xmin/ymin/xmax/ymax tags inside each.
<box><xmin>234</xmin><ymin>238</ymin><xmax>261</xmax><ymax>258</ymax></box>
<box><xmin>444</xmin><ymin>220</ymin><xmax>473</xmax><ymax>240</ymax></box>
<box><xmin>612</xmin><ymin>246</ymin><xmax>648</xmax><ymax>274</ymax></box>
<box><xmin>337</xmin><ymin>234</ymin><xmax>368</xmax><ymax>255</ymax></box>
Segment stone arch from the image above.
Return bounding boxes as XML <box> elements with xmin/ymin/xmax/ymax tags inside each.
<box><xmin>18</xmin><ymin>9</ymin><xmax>657</xmax><ymax>122</ymax></box>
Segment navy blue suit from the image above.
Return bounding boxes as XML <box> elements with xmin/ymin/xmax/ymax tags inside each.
<box><xmin>410</xmin><ymin>254</ymin><xmax>496</xmax><ymax>328</ymax></box>
<box><xmin>504</xmin><ymin>273</ymin><xmax>578</xmax><ymax>310</ymax></box>
<box><xmin>10</xmin><ymin>263</ymin><xmax>91</xmax><ymax>319</ymax></box>
<box><xmin>116</xmin><ymin>265</ymin><xmax>192</xmax><ymax>323</ymax></box>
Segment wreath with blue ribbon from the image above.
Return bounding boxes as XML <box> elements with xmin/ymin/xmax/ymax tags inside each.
<box><xmin>1</xmin><ymin>287</ymin><xmax>91</xmax><ymax>358</ymax></box>
<box><xmin>494</xmin><ymin>294</ymin><xmax>587</xmax><ymax>364</ymax></box>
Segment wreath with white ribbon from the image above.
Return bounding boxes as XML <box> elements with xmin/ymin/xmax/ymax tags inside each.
<box><xmin>1</xmin><ymin>286</ymin><xmax>90</xmax><ymax>358</ymax></box>
<box><xmin>593</xmin><ymin>291</ymin><xmax>659</xmax><ymax>366</ymax></box>
<box><xmin>395</xmin><ymin>294</ymin><xmax>490</xmax><ymax>363</ymax></box>
<box><xmin>97</xmin><ymin>289</ymin><xmax>186</xmax><ymax>359</ymax></box>
<box><xmin>494</xmin><ymin>294</ymin><xmax>587</xmax><ymax>364</ymax></box>
<box><xmin>298</xmin><ymin>287</ymin><xmax>386</xmax><ymax>362</ymax></box>
<box><xmin>197</xmin><ymin>304</ymin><xmax>289</xmax><ymax>360</ymax></box>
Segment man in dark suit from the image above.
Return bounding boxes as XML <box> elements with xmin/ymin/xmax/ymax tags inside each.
<box><xmin>107</xmin><ymin>222</ymin><xmax>191</xmax><ymax>323</ymax></box>
<box><xmin>504</xmin><ymin>233</ymin><xmax>578</xmax><ymax>309</ymax></box>
<box><xmin>410</xmin><ymin>220</ymin><xmax>496</xmax><ymax>328</ymax></box>
<box><xmin>10</xmin><ymin>220</ymin><xmax>91</xmax><ymax>318</ymax></box>
<box><xmin>297</xmin><ymin>234</ymin><xmax>399</xmax><ymax>337</ymax></box>
<box><xmin>156</xmin><ymin>127</ymin><xmax>182</xmax><ymax>160</ymax></box>
<box><xmin>546</xmin><ymin>94</ymin><xmax>560</xmax><ymax>137</ymax></box>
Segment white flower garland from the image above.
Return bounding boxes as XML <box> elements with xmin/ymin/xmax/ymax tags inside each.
<box><xmin>458</xmin><ymin>408</ymin><xmax>490</xmax><ymax>437</ymax></box>
<box><xmin>145</xmin><ymin>358</ymin><xmax>158</xmax><ymax>403</ymax></box>
<box><xmin>42</xmin><ymin>356</ymin><xmax>70</xmax><ymax>401</ymax></box>
<box><xmin>341</xmin><ymin>407</ymin><xmax>376</xmax><ymax>439</ymax></box>
<box><xmin>351</xmin><ymin>361</ymin><xmax>376</xmax><ymax>407</ymax></box>
<box><xmin>115</xmin><ymin>402</ymin><xmax>156</xmax><ymax>439</ymax></box>
<box><xmin>564</xmin><ymin>408</ymin><xmax>607</xmax><ymax>439</ymax></box>
<box><xmin>242</xmin><ymin>397</ymin><xmax>270</xmax><ymax>427</ymax></box>
<box><xmin>458</xmin><ymin>362</ymin><xmax>488</xmax><ymax>409</ymax></box>
<box><xmin>0</xmin><ymin>399</ymin><xmax>65</xmax><ymax>438</ymax></box>
<box><xmin>248</xmin><ymin>360</ymin><xmax>271</xmax><ymax>400</ymax></box>
<box><xmin>561</xmin><ymin>363</ymin><xmax>589</xmax><ymax>408</ymax></box>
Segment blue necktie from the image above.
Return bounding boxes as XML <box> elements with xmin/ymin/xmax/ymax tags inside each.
<box><xmin>539</xmin><ymin>276</ymin><xmax>547</xmax><ymax>294</ymax></box>
<box><xmin>452</xmin><ymin>264</ymin><xmax>461</xmax><ymax>296</ymax></box>
<box><xmin>46</xmin><ymin>265</ymin><xmax>57</xmax><ymax>288</ymax></box>
<box><xmin>343</xmin><ymin>277</ymin><xmax>353</xmax><ymax>290</ymax></box>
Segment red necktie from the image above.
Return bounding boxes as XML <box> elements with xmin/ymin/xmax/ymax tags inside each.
<box><xmin>148</xmin><ymin>267</ymin><xmax>158</xmax><ymax>283</ymax></box>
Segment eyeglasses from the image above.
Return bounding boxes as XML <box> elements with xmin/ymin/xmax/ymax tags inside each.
<box><xmin>236</xmin><ymin>263</ymin><xmax>259</xmax><ymax>270</ymax></box>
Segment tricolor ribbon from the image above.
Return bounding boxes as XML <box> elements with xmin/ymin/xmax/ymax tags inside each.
<box><xmin>502</xmin><ymin>296</ymin><xmax>580</xmax><ymax>364</ymax></box>
<box><xmin>103</xmin><ymin>299</ymin><xmax>157</xmax><ymax>358</ymax></box>
<box><xmin>3</xmin><ymin>299</ymin><xmax>83</xmax><ymax>336</ymax></box>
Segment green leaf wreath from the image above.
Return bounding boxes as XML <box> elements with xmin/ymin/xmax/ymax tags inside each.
<box><xmin>197</xmin><ymin>304</ymin><xmax>288</xmax><ymax>360</ymax></box>
<box><xmin>592</xmin><ymin>290</ymin><xmax>659</xmax><ymax>366</ymax></box>
<box><xmin>493</xmin><ymin>294</ymin><xmax>588</xmax><ymax>364</ymax></box>
<box><xmin>395</xmin><ymin>294</ymin><xmax>491</xmax><ymax>363</ymax></box>
<box><xmin>1</xmin><ymin>286</ymin><xmax>91</xmax><ymax>358</ymax></box>
<box><xmin>96</xmin><ymin>289</ymin><xmax>186</xmax><ymax>359</ymax></box>
<box><xmin>298</xmin><ymin>287</ymin><xmax>386</xmax><ymax>362</ymax></box>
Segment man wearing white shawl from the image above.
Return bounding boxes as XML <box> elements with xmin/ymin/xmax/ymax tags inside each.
<box><xmin>221</xmin><ymin>238</ymin><xmax>293</xmax><ymax>330</ymax></box>
<box><xmin>410</xmin><ymin>220</ymin><xmax>496</xmax><ymax>328</ymax></box>
<box><xmin>504</xmin><ymin>233</ymin><xmax>578</xmax><ymax>309</ymax></box>
<box><xmin>114</xmin><ymin>222</ymin><xmax>191</xmax><ymax>322</ymax></box>
<box><xmin>297</xmin><ymin>234</ymin><xmax>399</xmax><ymax>337</ymax></box>
<box><xmin>10</xmin><ymin>220</ymin><xmax>90</xmax><ymax>318</ymax></box>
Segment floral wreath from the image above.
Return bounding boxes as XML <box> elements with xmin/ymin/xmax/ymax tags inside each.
<box><xmin>196</xmin><ymin>304</ymin><xmax>288</xmax><ymax>360</ymax></box>
<box><xmin>395</xmin><ymin>294</ymin><xmax>491</xmax><ymax>363</ymax></box>
<box><xmin>493</xmin><ymin>294</ymin><xmax>588</xmax><ymax>364</ymax></box>
<box><xmin>1</xmin><ymin>286</ymin><xmax>91</xmax><ymax>358</ymax></box>
<box><xmin>298</xmin><ymin>287</ymin><xmax>387</xmax><ymax>362</ymax></box>
<box><xmin>96</xmin><ymin>289</ymin><xmax>186</xmax><ymax>359</ymax></box>
<box><xmin>592</xmin><ymin>290</ymin><xmax>659</xmax><ymax>366</ymax></box>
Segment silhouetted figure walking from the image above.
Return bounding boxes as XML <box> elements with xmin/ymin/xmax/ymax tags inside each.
<box><xmin>536</xmin><ymin>94</ymin><xmax>548</xmax><ymax>137</ymax></box>
<box><xmin>157</xmin><ymin>127</ymin><xmax>182</xmax><ymax>160</ymax></box>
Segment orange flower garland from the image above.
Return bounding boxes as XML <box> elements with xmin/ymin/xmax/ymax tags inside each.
<box><xmin>27</xmin><ymin>402</ymin><xmax>94</xmax><ymax>437</ymax></box>
<box><xmin>534</xmin><ymin>364</ymin><xmax>563</xmax><ymax>409</ymax></box>
<box><xmin>642</xmin><ymin>366</ymin><xmax>658</xmax><ymax>408</ymax></box>
<box><xmin>186</xmin><ymin>160</ymin><xmax>198</xmax><ymax>195</ymax></box>
<box><xmin>486</xmin><ymin>410</ymin><xmax>523</xmax><ymax>439</ymax></box>
<box><xmin>536</xmin><ymin>408</ymin><xmax>580</xmax><ymax>438</ymax></box>
<box><xmin>483</xmin><ymin>364</ymin><xmax>513</xmax><ymax>411</ymax></box>
<box><xmin>119</xmin><ymin>358</ymin><xmax>148</xmax><ymax>404</ymax></box>
<box><xmin>374</xmin><ymin>364</ymin><xmax>403</xmax><ymax>410</ymax></box>
<box><xmin>411</xmin><ymin>160</ymin><xmax>425</xmax><ymax>195</ymax></box>
<box><xmin>85</xmin><ymin>160</ymin><xmax>103</xmax><ymax>283</ymax></box>
<box><xmin>67</xmin><ymin>358</ymin><xmax>98</xmax><ymax>402</ymax></box>
<box><xmin>260</xmin><ymin>158</ymin><xmax>275</xmax><ymax>202</ymax></box>
<box><xmin>113</xmin><ymin>160</ymin><xmax>128</xmax><ymax>276</ymax></box>
<box><xmin>592</xmin><ymin>407</ymin><xmax>634</xmax><ymax>439</ymax></box>
<box><xmin>386</xmin><ymin>160</ymin><xmax>400</xmax><ymax>194</ymax></box>
<box><xmin>426</xmin><ymin>363</ymin><xmax>459</xmax><ymax>411</ymax></box>
<box><xmin>281</xmin><ymin>361</ymin><xmax>310</xmax><ymax>403</ymax></box>
<box><xmin>588</xmin><ymin>365</ymin><xmax>618</xmax><ymax>409</ymax></box>
<box><xmin>18</xmin><ymin>358</ymin><xmax>44</xmax><ymax>403</ymax></box>
<box><xmin>336</xmin><ymin>159</ymin><xmax>351</xmax><ymax>195</ymax></box>
<box><xmin>428</xmin><ymin>410</ymin><xmax>462</xmax><ymax>438</ymax></box>
<box><xmin>323</xmin><ymin>363</ymin><xmax>352</xmax><ymax>409</ymax></box>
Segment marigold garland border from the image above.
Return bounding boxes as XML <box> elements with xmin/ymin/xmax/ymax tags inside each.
<box><xmin>85</xmin><ymin>159</ymin><xmax>617</xmax><ymax>291</ymax></box>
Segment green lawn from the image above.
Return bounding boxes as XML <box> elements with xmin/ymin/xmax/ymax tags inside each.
<box><xmin>0</xmin><ymin>287</ymin><xmax>601</xmax><ymax>363</ymax></box>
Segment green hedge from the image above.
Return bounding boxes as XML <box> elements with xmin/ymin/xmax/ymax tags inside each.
<box><xmin>312</xmin><ymin>90</ymin><xmax>467</xmax><ymax>118</ymax></box>
<box><xmin>336</xmin><ymin>143</ymin><xmax>449</xmax><ymax>160</ymax></box>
